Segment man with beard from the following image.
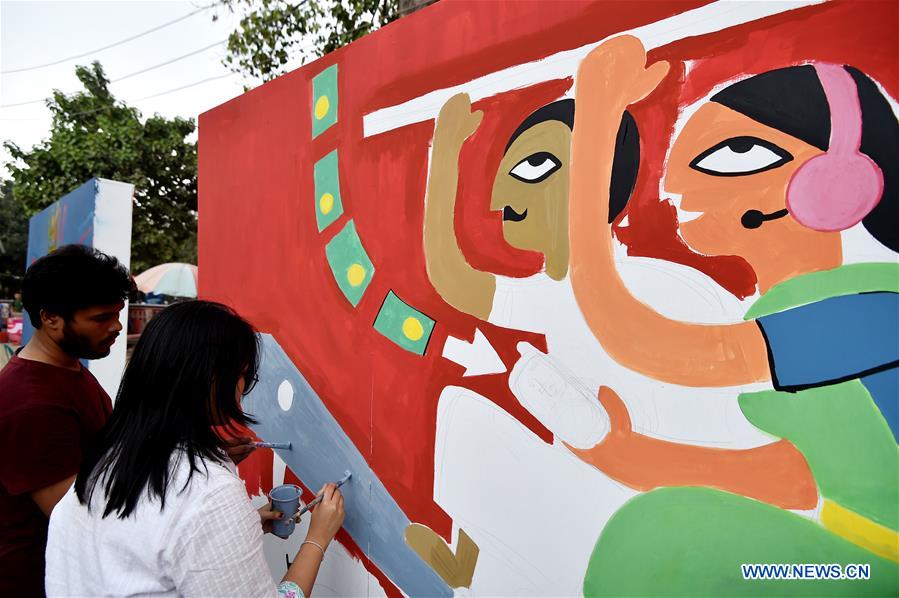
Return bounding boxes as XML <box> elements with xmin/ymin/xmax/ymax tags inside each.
<box><xmin>0</xmin><ymin>244</ymin><xmax>134</xmax><ymax>597</ymax></box>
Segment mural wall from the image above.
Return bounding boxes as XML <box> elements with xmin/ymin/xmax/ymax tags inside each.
<box><xmin>199</xmin><ymin>0</ymin><xmax>899</xmax><ymax>595</ymax></box>
<box><xmin>24</xmin><ymin>177</ymin><xmax>133</xmax><ymax>397</ymax></box>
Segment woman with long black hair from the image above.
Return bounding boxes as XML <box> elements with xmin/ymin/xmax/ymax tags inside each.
<box><xmin>45</xmin><ymin>300</ymin><xmax>344</xmax><ymax>597</ymax></box>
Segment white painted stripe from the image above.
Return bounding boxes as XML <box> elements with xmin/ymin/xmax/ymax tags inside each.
<box><xmin>362</xmin><ymin>0</ymin><xmax>827</xmax><ymax>137</ymax></box>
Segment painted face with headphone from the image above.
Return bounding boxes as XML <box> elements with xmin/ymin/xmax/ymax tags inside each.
<box><xmin>664</xmin><ymin>63</ymin><xmax>889</xmax><ymax>293</ymax></box>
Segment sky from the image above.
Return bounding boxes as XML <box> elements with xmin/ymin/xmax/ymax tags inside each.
<box><xmin>0</xmin><ymin>0</ymin><xmax>308</xmax><ymax>177</ymax></box>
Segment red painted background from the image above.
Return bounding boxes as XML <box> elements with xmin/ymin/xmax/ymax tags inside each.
<box><xmin>199</xmin><ymin>0</ymin><xmax>898</xmax><ymax>588</ymax></box>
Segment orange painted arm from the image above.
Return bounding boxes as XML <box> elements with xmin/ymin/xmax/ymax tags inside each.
<box><xmin>567</xmin><ymin>387</ymin><xmax>818</xmax><ymax>510</ymax></box>
<box><xmin>568</xmin><ymin>37</ymin><xmax>771</xmax><ymax>387</ymax></box>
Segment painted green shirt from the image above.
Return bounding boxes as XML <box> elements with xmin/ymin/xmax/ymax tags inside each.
<box><xmin>739</xmin><ymin>262</ymin><xmax>899</xmax><ymax>531</ymax></box>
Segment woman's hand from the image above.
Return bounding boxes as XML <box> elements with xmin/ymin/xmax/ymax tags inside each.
<box><xmin>257</xmin><ymin>501</ymin><xmax>284</xmax><ymax>534</ymax></box>
<box><xmin>282</xmin><ymin>485</ymin><xmax>346</xmax><ymax>598</ymax></box>
<box><xmin>223</xmin><ymin>436</ymin><xmax>256</xmax><ymax>465</ymax></box>
<box><xmin>305</xmin><ymin>483</ymin><xmax>345</xmax><ymax>549</ymax></box>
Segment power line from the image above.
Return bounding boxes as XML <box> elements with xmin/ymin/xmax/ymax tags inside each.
<box><xmin>138</xmin><ymin>72</ymin><xmax>237</xmax><ymax>101</ymax></box>
<box><xmin>221</xmin><ymin>18</ymin><xmax>381</xmax><ymax>81</ymax></box>
<box><xmin>1</xmin><ymin>4</ymin><xmax>215</xmax><ymax>74</ymax></box>
<box><xmin>0</xmin><ymin>73</ymin><xmax>240</xmax><ymax>121</ymax></box>
<box><xmin>1</xmin><ymin>39</ymin><xmax>228</xmax><ymax>108</ymax></box>
<box><xmin>0</xmin><ymin>16</ymin><xmax>385</xmax><ymax>115</ymax></box>
<box><xmin>111</xmin><ymin>39</ymin><xmax>227</xmax><ymax>83</ymax></box>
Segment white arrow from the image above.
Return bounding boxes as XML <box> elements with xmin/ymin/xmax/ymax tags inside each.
<box><xmin>442</xmin><ymin>328</ymin><xmax>506</xmax><ymax>377</ymax></box>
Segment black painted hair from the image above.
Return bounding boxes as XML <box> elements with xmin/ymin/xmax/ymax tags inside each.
<box><xmin>22</xmin><ymin>244</ymin><xmax>135</xmax><ymax>328</ymax></box>
<box><xmin>75</xmin><ymin>300</ymin><xmax>260</xmax><ymax>519</ymax></box>
<box><xmin>712</xmin><ymin>64</ymin><xmax>899</xmax><ymax>252</ymax></box>
<box><xmin>505</xmin><ymin>99</ymin><xmax>576</xmax><ymax>152</ymax></box>
<box><xmin>504</xmin><ymin>99</ymin><xmax>640</xmax><ymax>223</ymax></box>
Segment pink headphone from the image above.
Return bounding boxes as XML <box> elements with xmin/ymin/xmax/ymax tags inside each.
<box><xmin>786</xmin><ymin>63</ymin><xmax>885</xmax><ymax>231</ymax></box>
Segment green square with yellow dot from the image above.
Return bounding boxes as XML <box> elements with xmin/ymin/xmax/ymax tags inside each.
<box><xmin>314</xmin><ymin>150</ymin><xmax>344</xmax><ymax>232</ymax></box>
<box><xmin>325</xmin><ymin>220</ymin><xmax>374</xmax><ymax>307</ymax></box>
<box><xmin>373</xmin><ymin>291</ymin><xmax>435</xmax><ymax>355</ymax></box>
<box><xmin>311</xmin><ymin>65</ymin><xmax>338</xmax><ymax>138</ymax></box>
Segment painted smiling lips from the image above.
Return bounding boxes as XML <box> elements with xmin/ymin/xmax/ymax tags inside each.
<box><xmin>503</xmin><ymin>206</ymin><xmax>528</xmax><ymax>222</ymax></box>
<box><xmin>668</xmin><ymin>197</ymin><xmax>702</xmax><ymax>224</ymax></box>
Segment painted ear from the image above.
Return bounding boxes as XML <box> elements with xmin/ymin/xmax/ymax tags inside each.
<box><xmin>608</xmin><ymin>110</ymin><xmax>640</xmax><ymax>224</ymax></box>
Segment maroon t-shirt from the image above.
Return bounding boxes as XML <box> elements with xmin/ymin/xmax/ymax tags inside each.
<box><xmin>0</xmin><ymin>355</ymin><xmax>112</xmax><ymax>597</ymax></box>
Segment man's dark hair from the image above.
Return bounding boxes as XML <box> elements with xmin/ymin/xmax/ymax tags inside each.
<box><xmin>22</xmin><ymin>244</ymin><xmax>135</xmax><ymax>328</ymax></box>
<box><xmin>76</xmin><ymin>300</ymin><xmax>260</xmax><ymax>519</ymax></box>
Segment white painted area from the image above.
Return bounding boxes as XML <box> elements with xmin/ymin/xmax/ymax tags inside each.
<box><xmin>842</xmin><ymin>221</ymin><xmax>899</xmax><ymax>265</ymax></box>
<box><xmin>488</xmin><ymin>257</ymin><xmax>770</xmax><ymax>448</ymax></box>
<box><xmin>791</xmin><ymin>494</ymin><xmax>825</xmax><ymax>524</ymax></box>
<box><xmin>272</xmin><ymin>453</ymin><xmax>287</xmax><ymax>489</ymax></box>
<box><xmin>433</xmin><ymin>250</ymin><xmax>778</xmax><ymax>594</ymax></box>
<box><xmin>87</xmin><ymin>179</ymin><xmax>134</xmax><ymax>400</ymax></box>
<box><xmin>363</xmin><ymin>0</ymin><xmax>827</xmax><ymax>137</ymax></box>
<box><xmin>442</xmin><ymin>329</ymin><xmax>506</xmax><ymax>377</ymax></box>
<box><xmin>670</xmin><ymin>195</ymin><xmax>703</xmax><ymax>224</ymax></box>
<box><xmin>434</xmin><ymin>387</ymin><xmax>637</xmax><ymax>596</ymax></box>
<box><xmin>613</xmin><ymin>241</ymin><xmax>757</xmax><ymax>322</ymax></box>
<box><xmin>509</xmin><ymin>341</ymin><xmax>609</xmax><ymax>449</ymax></box>
<box><xmin>278</xmin><ymin>379</ymin><xmax>295</xmax><ymax>412</ymax></box>
<box><xmin>250</xmin><ymin>488</ymin><xmax>386</xmax><ymax>597</ymax></box>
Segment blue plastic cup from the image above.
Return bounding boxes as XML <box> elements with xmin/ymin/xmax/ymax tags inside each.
<box><xmin>270</xmin><ymin>484</ymin><xmax>302</xmax><ymax>539</ymax></box>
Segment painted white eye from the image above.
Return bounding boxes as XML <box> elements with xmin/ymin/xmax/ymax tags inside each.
<box><xmin>690</xmin><ymin>136</ymin><xmax>793</xmax><ymax>176</ymax></box>
<box><xmin>509</xmin><ymin>151</ymin><xmax>562</xmax><ymax>183</ymax></box>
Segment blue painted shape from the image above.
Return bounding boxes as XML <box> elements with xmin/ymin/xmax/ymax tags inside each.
<box><xmin>757</xmin><ymin>292</ymin><xmax>899</xmax><ymax>389</ymax></box>
<box><xmin>243</xmin><ymin>334</ymin><xmax>452</xmax><ymax>597</ymax></box>
<box><xmin>22</xmin><ymin>179</ymin><xmax>98</xmax><ymax>344</ymax></box>
<box><xmin>862</xmin><ymin>367</ymin><xmax>899</xmax><ymax>443</ymax></box>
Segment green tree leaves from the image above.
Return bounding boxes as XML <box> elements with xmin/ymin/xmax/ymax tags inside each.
<box><xmin>0</xmin><ymin>180</ymin><xmax>28</xmax><ymax>297</ymax></box>
<box><xmin>218</xmin><ymin>0</ymin><xmax>398</xmax><ymax>82</ymax></box>
<box><xmin>3</xmin><ymin>62</ymin><xmax>198</xmax><ymax>274</ymax></box>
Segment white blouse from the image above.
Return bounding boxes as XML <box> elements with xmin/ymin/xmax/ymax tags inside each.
<box><xmin>45</xmin><ymin>452</ymin><xmax>300</xmax><ymax>597</ymax></box>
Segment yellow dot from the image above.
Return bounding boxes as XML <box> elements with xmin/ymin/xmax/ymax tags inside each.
<box><xmin>319</xmin><ymin>193</ymin><xmax>334</xmax><ymax>215</ymax></box>
<box><xmin>402</xmin><ymin>317</ymin><xmax>424</xmax><ymax>341</ymax></box>
<box><xmin>314</xmin><ymin>95</ymin><xmax>330</xmax><ymax>120</ymax></box>
<box><xmin>347</xmin><ymin>263</ymin><xmax>366</xmax><ymax>287</ymax></box>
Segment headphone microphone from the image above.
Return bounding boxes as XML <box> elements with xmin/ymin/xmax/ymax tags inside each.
<box><xmin>741</xmin><ymin>208</ymin><xmax>789</xmax><ymax>229</ymax></box>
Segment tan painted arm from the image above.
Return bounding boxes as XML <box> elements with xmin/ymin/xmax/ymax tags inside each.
<box><xmin>424</xmin><ymin>93</ymin><xmax>496</xmax><ymax>320</ymax></box>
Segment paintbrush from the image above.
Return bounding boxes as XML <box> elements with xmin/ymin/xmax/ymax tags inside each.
<box><xmin>255</xmin><ymin>441</ymin><xmax>292</xmax><ymax>450</ymax></box>
<box><xmin>293</xmin><ymin>470</ymin><xmax>352</xmax><ymax>521</ymax></box>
